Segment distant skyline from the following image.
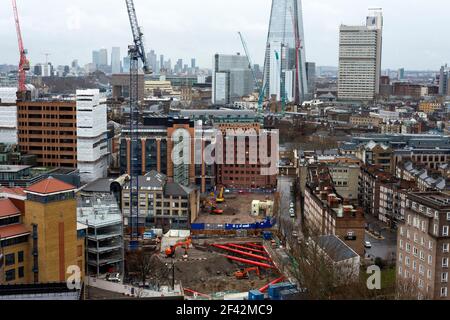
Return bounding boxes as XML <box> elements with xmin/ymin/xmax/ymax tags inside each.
<box><xmin>0</xmin><ymin>0</ymin><xmax>449</xmax><ymax>70</ymax></box>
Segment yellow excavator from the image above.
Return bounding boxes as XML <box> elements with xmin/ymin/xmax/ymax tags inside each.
<box><xmin>216</xmin><ymin>187</ymin><xmax>225</xmax><ymax>203</ymax></box>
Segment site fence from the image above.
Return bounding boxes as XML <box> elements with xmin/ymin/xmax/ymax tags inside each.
<box><xmin>191</xmin><ymin>217</ymin><xmax>277</xmax><ymax>231</ymax></box>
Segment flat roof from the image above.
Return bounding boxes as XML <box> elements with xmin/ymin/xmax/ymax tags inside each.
<box><xmin>0</xmin><ymin>165</ymin><xmax>31</xmax><ymax>173</ymax></box>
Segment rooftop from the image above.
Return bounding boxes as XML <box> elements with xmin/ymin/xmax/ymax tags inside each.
<box><xmin>316</xmin><ymin>235</ymin><xmax>359</xmax><ymax>262</ymax></box>
<box><xmin>0</xmin><ymin>224</ymin><xmax>30</xmax><ymax>240</ymax></box>
<box><xmin>0</xmin><ymin>165</ymin><xmax>31</xmax><ymax>173</ymax></box>
<box><xmin>0</xmin><ymin>198</ymin><xmax>21</xmax><ymax>218</ymax></box>
<box><xmin>25</xmin><ymin>177</ymin><xmax>75</xmax><ymax>195</ymax></box>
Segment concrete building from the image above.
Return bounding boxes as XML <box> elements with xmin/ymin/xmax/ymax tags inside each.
<box><xmin>338</xmin><ymin>9</ymin><xmax>383</xmax><ymax>101</ymax></box>
<box><xmin>327</xmin><ymin>163</ymin><xmax>360</xmax><ymax>201</ymax></box>
<box><xmin>212</xmin><ymin>53</ymin><xmax>254</xmax><ymax>105</ymax></box>
<box><xmin>112</xmin><ymin>73</ymin><xmax>145</xmax><ymax>101</ymax></box>
<box><xmin>304</xmin><ymin>165</ymin><xmax>365</xmax><ymax>256</ymax></box>
<box><xmin>122</xmin><ymin>171</ymin><xmax>199</xmax><ymax>233</ymax></box>
<box><xmin>439</xmin><ymin>65</ymin><xmax>449</xmax><ymax>96</ymax></box>
<box><xmin>305</xmin><ymin>62</ymin><xmax>316</xmax><ymax>99</ymax></box>
<box><xmin>396</xmin><ymin>192</ymin><xmax>450</xmax><ymax>300</ymax></box>
<box><xmin>76</xmin><ymin>89</ymin><xmax>108</xmax><ymax>183</ymax></box>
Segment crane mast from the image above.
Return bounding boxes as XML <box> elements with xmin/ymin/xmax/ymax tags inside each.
<box><xmin>125</xmin><ymin>0</ymin><xmax>151</xmax><ymax>243</ymax></box>
<box><xmin>12</xmin><ymin>0</ymin><xmax>30</xmax><ymax>99</ymax></box>
<box><xmin>237</xmin><ymin>32</ymin><xmax>266</xmax><ymax>115</ymax></box>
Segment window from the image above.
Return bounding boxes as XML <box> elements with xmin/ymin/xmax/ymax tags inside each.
<box><xmin>441</xmin><ymin>287</ymin><xmax>448</xmax><ymax>298</ymax></box>
<box><xmin>5</xmin><ymin>253</ymin><xmax>15</xmax><ymax>266</ymax></box>
<box><xmin>18</xmin><ymin>266</ymin><xmax>24</xmax><ymax>278</ymax></box>
<box><xmin>5</xmin><ymin>269</ymin><xmax>15</xmax><ymax>281</ymax></box>
<box><xmin>413</xmin><ymin>247</ymin><xmax>418</xmax><ymax>257</ymax></box>
<box><xmin>18</xmin><ymin>251</ymin><xmax>24</xmax><ymax>263</ymax></box>
<box><xmin>427</xmin><ymin>270</ymin><xmax>432</xmax><ymax>280</ymax></box>
<box><xmin>420</xmin><ymin>251</ymin><xmax>425</xmax><ymax>261</ymax></box>
<box><xmin>406</xmin><ymin>243</ymin><xmax>411</xmax><ymax>253</ymax></box>
<box><xmin>442</xmin><ymin>272</ymin><xmax>449</xmax><ymax>283</ymax></box>
<box><xmin>419</xmin><ymin>265</ymin><xmax>425</xmax><ymax>275</ymax></box>
<box><xmin>429</xmin><ymin>241</ymin><xmax>433</xmax><ymax>250</ymax></box>
<box><xmin>443</xmin><ymin>258</ymin><xmax>449</xmax><ymax>268</ymax></box>
<box><xmin>447</xmin><ymin>212</ymin><xmax>450</xmax><ymax>221</ymax></box>
<box><xmin>405</xmin><ymin>256</ymin><xmax>410</xmax><ymax>267</ymax></box>
<box><xmin>398</xmin><ymin>266</ymin><xmax>403</xmax><ymax>276</ymax></box>
<box><xmin>428</xmin><ymin>255</ymin><xmax>433</xmax><ymax>265</ymax></box>
<box><xmin>443</xmin><ymin>226</ymin><xmax>449</xmax><ymax>237</ymax></box>
<box><xmin>399</xmin><ymin>253</ymin><xmax>403</xmax><ymax>263</ymax></box>
<box><xmin>444</xmin><ymin>243</ymin><xmax>450</xmax><ymax>253</ymax></box>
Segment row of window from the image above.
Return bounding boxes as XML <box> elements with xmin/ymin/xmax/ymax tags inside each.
<box><xmin>4</xmin><ymin>251</ymin><xmax>24</xmax><ymax>266</ymax></box>
<box><xmin>5</xmin><ymin>267</ymin><xmax>25</xmax><ymax>282</ymax></box>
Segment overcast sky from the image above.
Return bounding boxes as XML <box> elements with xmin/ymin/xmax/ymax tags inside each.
<box><xmin>0</xmin><ymin>0</ymin><xmax>448</xmax><ymax>70</ymax></box>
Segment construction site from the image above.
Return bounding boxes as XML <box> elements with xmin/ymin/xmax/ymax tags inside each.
<box><xmin>131</xmin><ymin>236</ymin><xmax>289</xmax><ymax>299</ymax></box>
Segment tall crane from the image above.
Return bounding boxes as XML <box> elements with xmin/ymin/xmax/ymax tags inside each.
<box><xmin>125</xmin><ymin>0</ymin><xmax>151</xmax><ymax>243</ymax></box>
<box><xmin>12</xmin><ymin>0</ymin><xmax>30</xmax><ymax>99</ymax></box>
<box><xmin>237</xmin><ymin>32</ymin><xmax>266</xmax><ymax>115</ymax></box>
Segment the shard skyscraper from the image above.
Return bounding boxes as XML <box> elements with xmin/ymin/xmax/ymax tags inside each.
<box><xmin>264</xmin><ymin>0</ymin><xmax>308</xmax><ymax>104</ymax></box>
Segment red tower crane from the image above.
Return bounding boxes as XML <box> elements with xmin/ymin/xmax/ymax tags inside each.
<box><xmin>12</xmin><ymin>0</ymin><xmax>30</xmax><ymax>96</ymax></box>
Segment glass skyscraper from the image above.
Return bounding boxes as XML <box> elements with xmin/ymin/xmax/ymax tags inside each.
<box><xmin>264</xmin><ymin>0</ymin><xmax>308</xmax><ymax>104</ymax></box>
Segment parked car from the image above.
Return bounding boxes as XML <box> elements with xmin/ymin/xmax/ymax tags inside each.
<box><xmin>364</xmin><ymin>241</ymin><xmax>372</xmax><ymax>249</ymax></box>
<box><xmin>106</xmin><ymin>273</ymin><xmax>121</xmax><ymax>283</ymax></box>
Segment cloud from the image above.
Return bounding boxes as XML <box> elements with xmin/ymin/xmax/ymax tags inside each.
<box><xmin>0</xmin><ymin>0</ymin><xmax>449</xmax><ymax>70</ymax></box>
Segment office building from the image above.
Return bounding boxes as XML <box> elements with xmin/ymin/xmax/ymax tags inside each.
<box><xmin>396</xmin><ymin>192</ymin><xmax>450</xmax><ymax>300</ymax></box>
<box><xmin>439</xmin><ymin>65</ymin><xmax>449</xmax><ymax>96</ymax></box>
<box><xmin>76</xmin><ymin>89</ymin><xmax>108</xmax><ymax>183</ymax></box>
<box><xmin>122</xmin><ymin>56</ymin><xmax>130</xmax><ymax>73</ymax></box>
<box><xmin>111</xmin><ymin>47</ymin><xmax>121</xmax><ymax>74</ymax></box>
<box><xmin>92</xmin><ymin>50</ymin><xmax>100</xmax><ymax>68</ymax></box>
<box><xmin>147</xmin><ymin>50</ymin><xmax>158</xmax><ymax>74</ymax></box>
<box><xmin>17</xmin><ymin>98</ymin><xmax>78</xmax><ymax>168</ymax></box>
<box><xmin>264</xmin><ymin>0</ymin><xmax>308</xmax><ymax>104</ymax></box>
<box><xmin>338</xmin><ymin>8</ymin><xmax>383</xmax><ymax>101</ymax></box>
<box><xmin>212</xmin><ymin>53</ymin><xmax>254</xmax><ymax>105</ymax></box>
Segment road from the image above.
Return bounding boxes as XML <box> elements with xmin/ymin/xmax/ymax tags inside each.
<box><xmin>364</xmin><ymin>214</ymin><xmax>398</xmax><ymax>261</ymax></box>
<box><xmin>277</xmin><ymin>176</ymin><xmax>301</xmax><ymax>238</ymax></box>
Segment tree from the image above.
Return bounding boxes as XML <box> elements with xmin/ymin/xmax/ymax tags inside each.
<box><xmin>127</xmin><ymin>250</ymin><xmax>155</xmax><ymax>285</ymax></box>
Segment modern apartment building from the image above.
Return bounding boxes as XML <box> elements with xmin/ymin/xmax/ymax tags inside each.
<box><xmin>304</xmin><ymin>165</ymin><xmax>365</xmax><ymax>256</ymax></box>
<box><xmin>356</xmin><ymin>141</ymin><xmax>393</xmax><ymax>173</ymax></box>
<box><xmin>338</xmin><ymin>9</ymin><xmax>383</xmax><ymax>101</ymax></box>
<box><xmin>396</xmin><ymin>192</ymin><xmax>450</xmax><ymax>300</ymax></box>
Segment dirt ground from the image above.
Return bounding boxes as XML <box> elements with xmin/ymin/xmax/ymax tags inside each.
<box><xmin>195</xmin><ymin>193</ymin><xmax>275</xmax><ymax>225</ymax></box>
<box><xmin>149</xmin><ymin>245</ymin><xmax>279</xmax><ymax>295</ymax></box>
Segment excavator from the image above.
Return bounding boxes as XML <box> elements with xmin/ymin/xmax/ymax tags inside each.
<box><xmin>216</xmin><ymin>187</ymin><xmax>225</xmax><ymax>203</ymax></box>
<box><xmin>234</xmin><ymin>267</ymin><xmax>262</xmax><ymax>280</ymax></box>
<box><xmin>165</xmin><ymin>237</ymin><xmax>192</xmax><ymax>258</ymax></box>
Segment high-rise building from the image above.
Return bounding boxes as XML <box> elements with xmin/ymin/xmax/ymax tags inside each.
<box><xmin>76</xmin><ymin>89</ymin><xmax>108</xmax><ymax>183</ymax></box>
<box><xmin>98</xmin><ymin>48</ymin><xmax>108</xmax><ymax>66</ymax></box>
<box><xmin>305</xmin><ymin>62</ymin><xmax>316</xmax><ymax>99</ymax></box>
<box><xmin>264</xmin><ymin>0</ymin><xmax>308</xmax><ymax>104</ymax></box>
<box><xmin>398</xmin><ymin>68</ymin><xmax>405</xmax><ymax>80</ymax></box>
<box><xmin>92</xmin><ymin>50</ymin><xmax>100</xmax><ymax>68</ymax></box>
<box><xmin>338</xmin><ymin>8</ymin><xmax>383</xmax><ymax>101</ymax></box>
<box><xmin>439</xmin><ymin>64</ymin><xmax>449</xmax><ymax>96</ymax></box>
<box><xmin>160</xmin><ymin>55</ymin><xmax>165</xmax><ymax>71</ymax></box>
<box><xmin>147</xmin><ymin>50</ymin><xmax>158</xmax><ymax>74</ymax></box>
<box><xmin>191</xmin><ymin>58</ymin><xmax>196</xmax><ymax>69</ymax></box>
<box><xmin>123</xmin><ymin>56</ymin><xmax>130</xmax><ymax>73</ymax></box>
<box><xmin>212</xmin><ymin>53</ymin><xmax>254</xmax><ymax>105</ymax></box>
<box><xmin>111</xmin><ymin>47</ymin><xmax>121</xmax><ymax>74</ymax></box>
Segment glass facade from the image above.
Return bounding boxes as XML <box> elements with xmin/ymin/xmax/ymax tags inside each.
<box><xmin>264</xmin><ymin>0</ymin><xmax>308</xmax><ymax>103</ymax></box>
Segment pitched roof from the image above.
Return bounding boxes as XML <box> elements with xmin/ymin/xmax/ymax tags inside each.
<box><xmin>0</xmin><ymin>198</ymin><xmax>21</xmax><ymax>218</ymax></box>
<box><xmin>0</xmin><ymin>224</ymin><xmax>30</xmax><ymax>240</ymax></box>
<box><xmin>0</xmin><ymin>186</ymin><xmax>26</xmax><ymax>197</ymax></box>
<box><xmin>316</xmin><ymin>235</ymin><xmax>359</xmax><ymax>262</ymax></box>
<box><xmin>25</xmin><ymin>177</ymin><xmax>75</xmax><ymax>195</ymax></box>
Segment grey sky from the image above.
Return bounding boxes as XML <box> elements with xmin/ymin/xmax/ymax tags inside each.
<box><xmin>0</xmin><ymin>0</ymin><xmax>448</xmax><ymax>70</ymax></box>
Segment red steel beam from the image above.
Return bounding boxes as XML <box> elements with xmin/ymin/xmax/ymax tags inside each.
<box><xmin>212</xmin><ymin>244</ymin><xmax>272</xmax><ymax>262</ymax></box>
<box><xmin>184</xmin><ymin>288</ymin><xmax>211</xmax><ymax>299</ymax></box>
<box><xmin>224</xmin><ymin>255</ymin><xmax>275</xmax><ymax>269</ymax></box>
<box><xmin>243</xmin><ymin>243</ymin><xmax>265</xmax><ymax>249</ymax></box>
<box><xmin>227</xmin><ymin>243</ymin><xmax>267</xmax><ymax>254</ymax></box>
<box><xmin>259</xmin><ymin>276</ymin><xmax>285</xmax><ymax>293</ymax></box>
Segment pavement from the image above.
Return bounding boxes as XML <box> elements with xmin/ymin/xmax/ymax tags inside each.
<box><xmin>364</xmin><ymin>214</ymin><xmax>397</xmax><ymax>261</ymax></box>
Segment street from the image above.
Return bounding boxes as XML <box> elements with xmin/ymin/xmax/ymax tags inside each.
<box><xmin>364</xmin><ymin>214</ymin><xmax>398</xmax><ymax>261</ymax></box>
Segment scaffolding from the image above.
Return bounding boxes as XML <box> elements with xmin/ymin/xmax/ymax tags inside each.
<box><xmin>77</xmin><ymin>194</ymin><xmax>124</xmax><ymax>277</ymax></box>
